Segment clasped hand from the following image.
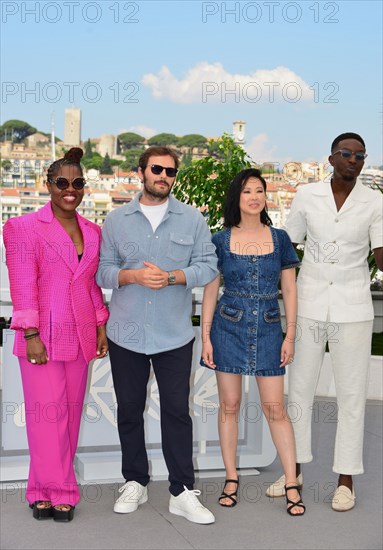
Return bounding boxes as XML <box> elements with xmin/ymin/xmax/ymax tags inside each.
<box><xmin>136</xmin><ymin>262</ymin><xmax>169</xmax><ymax>289</ymax></box>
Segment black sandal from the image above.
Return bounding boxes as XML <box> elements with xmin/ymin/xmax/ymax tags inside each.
<box><xmin>218</xmin><ymin>479</ymin><xmax>239</xmax><ymax>508</ymax></box>
<box><xmin>285</xmin><ymin>485</ymin><xmax>306</xmax><ymax>516</ymax></box>
<box><xmin>29</xmin><ymin>501</ymin><xmax>53</xmax><ymax>520</ymax></box>
<box><xmin>53</xmin><ymin>504</ymin><xmax>75</xmax><ymax>522</ymax></box>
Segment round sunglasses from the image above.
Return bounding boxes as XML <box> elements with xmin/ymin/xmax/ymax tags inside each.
<box><xmin>50</xmin><ymin>176</ymin><xmax>86</xmax><ymax>190</ymax></box>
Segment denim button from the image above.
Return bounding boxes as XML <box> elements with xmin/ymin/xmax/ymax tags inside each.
<box><xmin>252</xmin><ymin>310</ymin><xmax>257</xmax><ymax>315</ymax></box>
<box><xmin>251</xmin><ymin>344</ymin><xmax>256</xmax><ymax>349</ymax></box>
<box><xmin>252</xmin><ymin>257</ymin><xmax>257</xmax><ymax>262</ymax></box>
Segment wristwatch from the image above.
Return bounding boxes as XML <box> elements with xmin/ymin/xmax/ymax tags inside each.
<box><xmin>167</xmin><ymin>271</ymin><xmax>176</xmax><ymax>285</ymax></box>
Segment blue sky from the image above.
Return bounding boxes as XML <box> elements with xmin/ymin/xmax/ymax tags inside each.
<box><xmin>1</xmin><ymin>0</ymin><xmax>382</xmax><ymax>166</ymax></box>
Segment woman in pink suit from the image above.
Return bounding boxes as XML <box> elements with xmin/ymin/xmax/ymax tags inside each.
<box><xmin>3</xmin><ymin>148</ymin><xmax>109</xmax><ymax>522</ymax></box>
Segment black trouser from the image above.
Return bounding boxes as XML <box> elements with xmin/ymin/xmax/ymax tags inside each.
<box><xmin>108</xmin><ymin>338</ymin><xmax>195</xmax><ymax>496</ymax></box>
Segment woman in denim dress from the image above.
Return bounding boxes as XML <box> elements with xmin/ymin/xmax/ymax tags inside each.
<box><xmin>201</xmin><ymin>169</ymin><xmax>305</xmax><ymax>516</ymax></box>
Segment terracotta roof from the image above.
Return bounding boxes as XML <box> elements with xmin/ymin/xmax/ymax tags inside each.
<box><xmin>109</xmin><ymin>191</ymin><xmax>131</xmax><ymax>198</ymax></box>
<box><xmin>265</xmin><ymin>182</ymin><xmax>279</xmax><ymax>191</ymax></box>
<box><xmin>281</xmin><ymin>184</ymin><xmax>297</xmax><ymax>192</ymax></box>
<box><xmin>114</xmin><ymin>171</ymin><xmax>139</xmax><ymax>177</ymax></box>
<box><xmin>0</xmin><ymin>189</ymin><xmax>20</xmax><ymax>196</ymax></box>
<box><xmin>122</xmin><ymin>183</ymin><xmax>141</xmax><ymax>191</ymax></box>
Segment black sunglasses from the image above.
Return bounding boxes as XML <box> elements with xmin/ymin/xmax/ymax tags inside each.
<box><xmin>150</xmin><ymin>164</ymin><xmax>178</xmax><ymax>178</ymax></box>
<box><xmin>50</xmin><ymin>176</ymin><xmax>86</xmax><ymax>190</ymax></box>
<box><xmin>332</xmin><ymin>149</ymin><xmax>367</xmax><ymax>161</ymax></box>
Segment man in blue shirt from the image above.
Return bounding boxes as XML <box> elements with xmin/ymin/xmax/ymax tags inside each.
<box><xmin>97</xmin><ymin>146</ymin><xmax>218</xmax><ymax>524</ymax></box>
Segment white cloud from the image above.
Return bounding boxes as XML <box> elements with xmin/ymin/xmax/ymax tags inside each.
<box><xmin>246</xmin><ymin>133</ymin><xmax>279</xmax><ymax>164</ymax></box>
<box><xmin>118</xmin><ymin>126</ymin><xmax>157</xmax><ymax>138</ymax></box>
<box><xmin>142</xmin><ymin>62</ymin><xmax>313</xmax><ymax>104</ymax></box>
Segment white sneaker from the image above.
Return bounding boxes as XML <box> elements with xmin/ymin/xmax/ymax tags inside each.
<box><xmin>169</xmin><ymin>485</ymin><xmax>215</xmax><ymax>524</ymax></box>
<box><xmin>114</xmin><ymin>481</ymin><xmax>148</xmax><ymax>513</ymax></box>
<box><xmin>265</xmin><ymin>473</ymin><xmax>303</xmax><ymax>498</ymax></box>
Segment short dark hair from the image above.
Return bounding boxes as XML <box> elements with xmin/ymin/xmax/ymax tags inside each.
<box><xmin>224</xmin><ymin>168</ymin><xmax>272</xmax><ymax>228</ymax></box>
<box><xmin>138</xmin><ymin>146</ymin><xmax>180</xmax><ymax>172</ymax></box>
<box><xmin>331</xmin><ymin>133</ymin><xmax>366</xmax><ymax>152</ymax></box>
<box><xmin>47</xmin><ymin>147</ymin><xmax>84</xmax><ymax>182</ymax></box>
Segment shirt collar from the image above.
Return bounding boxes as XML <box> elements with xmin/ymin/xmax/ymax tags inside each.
<box><xmin>311</xmin><ymin>179</ymin><xmax>369</xmax><ymax>202</ymax></box>
<box><xmin>124</xmin><ymin>193</ymin><xmax>183</xmax><ymax>214</ymax></box>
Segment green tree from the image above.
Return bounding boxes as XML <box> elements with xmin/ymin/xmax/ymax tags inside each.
<box><xmin>147</xmin><ymin>133</ymin><xmax>179</xmax><ymax>147</ymax></box>
<box><xmin>368</xmin><ymin>182</ymin><xmax>383</xmax><ymax>282</ymax></box>
<box><xmin>84</xmin><ymin>139</ymin><xmax>93</xmax><ymax>159</ymax></box>
<box><xmin>120</xmin><ymin>147</ymin><xmax>145</xmax><ymax>171</ymax></box>
<box><xmin>1</xmin><ymin>160</ymin><xmax>12</xmax><ymax>171</ymax></box>
<box><xmin>82</xmin><ymin>153</ymin><xmax>103</xmax><ymax>170</ymax></box>
<box><xmin>110</xmin><ymin>158</ymin><xmax>123</xmax><ymax>167</ymax></box>
<box><xmin>101</xmin><ymin>153</ymin><xmax>113</xmax><ymax>175</ymax></box>
<box><xmin>178</xmin><ymin>134</ymin><xmax>207</xmax><ymax>149</ymax></box>
<box><xmin>207</xmin><ymin>140</ymin><xmax>223</xmax><ymax>158</ymax></box>
<box><xmin>0</xmin><ymin>120</ymin><xmax>37</xmax><ymax>142</ymax></box>
<box><xmin>173</xmin><ymin>133</ymin><xmax>253</xmax><ymax>231</ymax></box>
<box><xmin>118</xmin><ymin>132</ymin><xmax>145</xmax><ymax>151</ymax></box>
<box><xmin>180</xmin><ymin>150</ymin><xmax>193</xmax><ymax>168</ymax></box>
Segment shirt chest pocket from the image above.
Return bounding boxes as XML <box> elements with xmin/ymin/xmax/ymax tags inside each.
<box><xmin>166</xmin><ymin>233</ymin><xmax>194</xmax><ymax>263</ymax></box>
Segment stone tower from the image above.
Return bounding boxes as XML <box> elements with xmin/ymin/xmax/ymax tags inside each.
<box><xmin>232</xmin><ymin>120</ymin><xmax>246</xmax><ymax>145</ymax></box>
<box><xmin>64</xmin><ymin>108</ymin><xmax>81</xmax><ymax>147</ymax></box>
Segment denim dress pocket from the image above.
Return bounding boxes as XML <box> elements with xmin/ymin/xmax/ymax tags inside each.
<box><xmin>219</xmin><ymin>304</ymin><xmax>244</xmax><ymax>322</ymax></box>
<box><xmin>264</xmin><ymin>309</ymin><xmax>281</xmax><ymax>323</ymax></box>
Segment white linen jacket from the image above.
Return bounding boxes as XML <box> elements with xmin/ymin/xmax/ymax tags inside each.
<box><xmin>285</xmin><ymin>180</ymin><xmax>383</xmax><ymax>323</ymax></box>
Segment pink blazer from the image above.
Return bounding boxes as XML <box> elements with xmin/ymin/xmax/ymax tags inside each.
<box><xmin>3</xmin><ymin>202</ymin><xmax>109</xmax><ymax>362</ymax></box>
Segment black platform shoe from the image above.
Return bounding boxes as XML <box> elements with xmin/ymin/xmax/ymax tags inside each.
<box><xmin>53</xmin><ymin>504</ymin><xmax>75</xmax><ymax>522</ymax></box>
<box><xmin>29</xmin><ymin>501</ymin><xmax>53</xmax><ymax>520</ymax></box>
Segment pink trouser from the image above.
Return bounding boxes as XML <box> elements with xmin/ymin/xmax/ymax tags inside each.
<box><xmin>19</xmin><ymin>351</ymin><xmax>88</xmax><ymax>506</ymax></box>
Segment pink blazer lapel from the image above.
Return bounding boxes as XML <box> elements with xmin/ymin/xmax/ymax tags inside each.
<box><xmin>73</xmin><ymin>214</ymin><xmax>100</xmax><ymax>281</ymax></box>
<box><xmin>35</xmin><ymin>202</ymin><xmax>80</xmax><ymax>274</ymax></box>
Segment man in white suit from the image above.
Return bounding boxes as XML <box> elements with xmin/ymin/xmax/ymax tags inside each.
<box><xmin>266</xmin><ymin>132</ymin><xmax>383</xmax><ymax>511</ymax></box>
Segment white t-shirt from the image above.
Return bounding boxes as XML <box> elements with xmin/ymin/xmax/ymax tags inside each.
<box><xmin>139</xmin><ymin>200</ymin><xmax>168</xmax><ymax>233</ymax></box>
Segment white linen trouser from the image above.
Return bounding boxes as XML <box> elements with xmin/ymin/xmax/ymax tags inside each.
<box><xmin>288</xmin><ymin>315</ymin><xmax>373</xmax><ymax>475</ymax></box>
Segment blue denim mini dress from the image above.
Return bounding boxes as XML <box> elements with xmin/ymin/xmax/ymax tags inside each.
<box><xmin>204</xmin><ymin>227</ymin><xmax>300</xmax><ymax>377</ymax></box>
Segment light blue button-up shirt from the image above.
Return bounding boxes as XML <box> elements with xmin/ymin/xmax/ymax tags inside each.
<box><xmin>96</xmin><ymin>193</ymin><xmax>219</xmax><ymax>354</ymax></box>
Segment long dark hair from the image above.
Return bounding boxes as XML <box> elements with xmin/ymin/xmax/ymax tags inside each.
<box><xmin>46</xmin><ymin>147</ymin><xmax>84</xmax><ymax>183</ymax></box>
<box><xmin>224</xmin><ymin>168</ymin><xmax>272</xmax><ymax>227</ymax></box>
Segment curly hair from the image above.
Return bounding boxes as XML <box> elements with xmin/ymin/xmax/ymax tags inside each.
<box><xmin>46</xmin><ymin>147</ymin><xmax>84</xmax><ymax>182</ymax></box>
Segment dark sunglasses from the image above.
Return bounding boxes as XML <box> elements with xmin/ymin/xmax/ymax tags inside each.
<box><xmin>50</xmin><ymin>176</ymin><xmax>86</xmax><ymax>190</ymax></box>
<box><xmin>150</xmin><ymin>164</ymin><xmax>178</xmax><ymax>178</ymax></box>
<box><xmin>332</xmin><ymin>149</ymin><xmax>367</xmax><ymax>161</ymax></box>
